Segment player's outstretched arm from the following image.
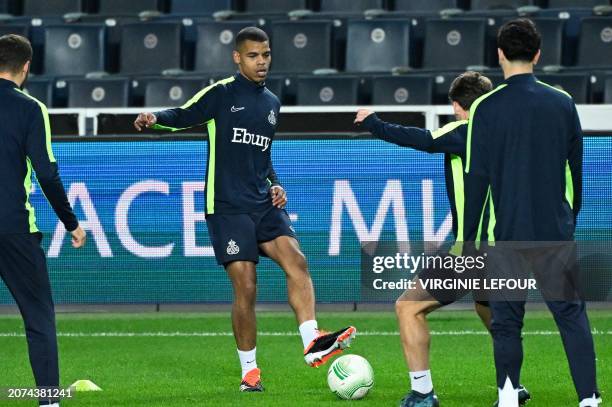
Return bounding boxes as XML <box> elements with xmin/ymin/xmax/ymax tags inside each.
<box><xmin>354</xmin><ymin>108</ymin><xmax>436</xmax><ymax>152</ymax></box>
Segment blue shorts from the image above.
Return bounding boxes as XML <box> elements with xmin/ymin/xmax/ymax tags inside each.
<box><xmin>206</xmin><ymin>206</ymin><xmax>297</xmax><ymax>266</ymax></box>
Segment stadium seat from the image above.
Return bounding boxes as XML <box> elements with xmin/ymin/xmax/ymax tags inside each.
<box><xmin>319</xmin><ymin>0</ymin><xmax>384</xmax><ymax>12</ymax></box>
<box><xmin>97</xmin><ymin>0</ymin><xmax>161</xmax><ymax>15</ymax></box>
<box><xmin>604</xmin><ymin>75</ymin><xmax>612</xmax><ymax>103</ymax></box>
<box><xmin>345</xmin><ymin>20</ymin><xmax>411</xmax><ymax>72</ymax></box>
<box><xmin>393</xmin><ymin>0</ymin><xmax>460</xmax><ymax>12</ymax></box>
<box><xmin>538</xmin><ymin>7</ymin><xmax>594</xmax><ymax>66</ymax></box>
<box><xmin>296</xmin><ymin>76</ymin><xmax>359</xmax><ymax>105</ymax></box>
<box><xmin>469</xmin><ymin>0</ymin><xmax>533</xmax><ymax>10</ymax></box>
<box><xmin>371</xmin><ymin>75</ymin><xmax>434</xmax><ymax>105</ymax></box>
<box><xmin>423</xmin><ymin>19</ymin><xmax>487</xmax><ymax>69</ymax></box>
<box><xmin>0</xmin><ymin>23</ymin><xmax>29</xmax><ymax>37</ymax></box>
<box><xmin>194</xmin><ymin>21</ymin><xmax>257</xmax><ymax>73</ymax></box>
<box><xmin>577</xmin><ymin>17</ymin><xmax>612</xmax><ymax>67</ymax></box>
<box><xmin>169</xmin><ymin>0</ymin><xmax>234</xmax><ymax>14</ymax></box>
<box><xmin>144</xmin><ymin>78</ymin><xmax>204</xmax><ymax>107</ymax></box>
<box><xmin>67</xmin><ymin>78</ymin><xmax>130</xmax><ymax>107</ymax></box>
<box><xmin>23</xmin><ymin>0</ymin><xmax>82</xmax><ymax>16</ymax></box>
<box><xmin>244</xmin><ymin>0</ymin><xmax>307</xmax><ymax>13</ymax></box>
<box><xmin>532</xmin><ymin>18</ymin><xmax>564</xmax><ymax>67</ymax></box>
<box><xmin>119</xmin><ymin>23</ymin><xmax>182</xmax><ymax>74</ymax></box>
<box><xmin>547</xmin><ymin>0</ymin><xmax>610</xmax><ymax>8</ymax></box>
<box><xmin>23</xmin><ymin>76</ymin><xmax>53</xmax><ymax>106</ymax></box>
<box><xmin>537</xmin><ymin>73</ymin><xmax>590</xmax><ymax>103</ymax></box>
<box><xmin>270</xmin><ymin>20</ymin><xmax>333</xmax><ymax>73</ymax></box>
<box><xmin>43</xmin><ymin>25</ymin><xmax>106</xmax><ymax>76</ymax></box>
<box><xmin>265</xmin><ymin>76</ymin><xmax>284</xmax><ymax>101</ymax></box>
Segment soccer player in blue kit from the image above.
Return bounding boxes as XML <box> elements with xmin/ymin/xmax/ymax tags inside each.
<box><xmin>134</xmin><ymin>27</ymin><xmax>355</xmax><ymax>392</ymax></box>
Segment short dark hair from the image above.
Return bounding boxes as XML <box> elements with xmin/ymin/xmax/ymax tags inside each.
<box><xmin>448</xmin><ymin>71</ymin><xmax>493</xmax><ymax>110</ymax></box>
<box><xmin>497</xmin><ymin>18</ymin><xmax>541</xmax><ymax>63</ymax></box>
<box><xmin>235</xmin><ymin>26</ymin><xmax>269</xmax><ymax>50</ymax></box>
<box><xmin>0</xmin><ymin>34</ymin><xmax>32</xmax><ymax>74</ymax></box>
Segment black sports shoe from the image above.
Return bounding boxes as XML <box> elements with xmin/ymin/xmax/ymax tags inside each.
<box><xmin>399</xmin><ymin>390</ymin><xmax>440</xmax><ymax>407</ymax></box>
<box><xmin>493</xmin><ymin>385</ymin><xmax>531</xmax><ymax>406</ymax></box>
<box><xmin>303</xmin><ymin>326</ymin><xmax>356</xmax><ymax>367</ymax></box>
<box><xmin>239</xmin><ymin>368</ymin><xmax>263</xmax><ymax>392</ymax></box>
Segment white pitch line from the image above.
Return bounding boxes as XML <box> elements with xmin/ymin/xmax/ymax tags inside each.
<box><xmin>0</xmin><ymin>330</ymin><xmax>610</xmax><ymax>338</ymax></box>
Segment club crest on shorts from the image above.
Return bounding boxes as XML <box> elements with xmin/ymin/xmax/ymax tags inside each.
<box><xmin>226</xmin><ymin>239</ymin><xmax>240</xmax><ymax>255</ymax></box>
<box><xmin>268</xmin><ymin>110</ymin><xmax>277</xmax><ymax>126</ymax></box>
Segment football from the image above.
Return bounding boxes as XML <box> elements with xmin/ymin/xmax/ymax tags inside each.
<box><xmin>327</xmin><ymin>354</ymin><xmax>374</xmax><ymax>400</ymax></box>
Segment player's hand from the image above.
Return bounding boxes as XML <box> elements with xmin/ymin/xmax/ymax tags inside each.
<box><xmin>270</xmin><ymin>186</ymin><xmax>287</xmax><ymax>209</ymax></box>
<box><xmin>354</xmin><ymin>108</ymin><xmax>374</xmax><ymax>125</ymax></box>
<box><xmin>71</xmin><ymin>226</ymin><xmax>86</xmax><ymax>249</ymax></box>
<box><xmin>134</xmin><ymin>112</ymin><xmax>157</xmax><ymax>131</ymax></box>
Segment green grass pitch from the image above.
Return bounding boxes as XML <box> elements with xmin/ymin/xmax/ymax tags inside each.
<box><xmin>0</xmin><ymin>310</ymin><xmax>609</xmax><ymax>406</ymax></box>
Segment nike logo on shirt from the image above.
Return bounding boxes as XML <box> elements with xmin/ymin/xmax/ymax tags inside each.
<box><xmin>231</xmin><ymin>106</ymin><xmax>245</xmax><ymax>112</ymax></box>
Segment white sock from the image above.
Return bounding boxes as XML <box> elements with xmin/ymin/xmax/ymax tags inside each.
<box><xmin>299</xmin><ymin>320</ymin><xmax>319</xmax><ymax>349</ymax></box>
<box><xmin>410</xmin><ymin>370</ymin><xmax>433</xmax><ymax>394</ymax></box>
<box><xmin>40</xmin><ymin>404</ymin><xmax>59</xmax><ymax>407</ymax></box>
<box><xmin>237</xmin><ymin>347</ymin><xmax>257</xmax><ymax>379</ymax></box>
<box><xmin>498</xmin><ymin>376</ymin><xmax>519</xmax><ymax>407</ymax></box>
<box><xmin>579</xmin><ymin>393</ymin><xmax>602</xmax><ymax>407</ymax></box>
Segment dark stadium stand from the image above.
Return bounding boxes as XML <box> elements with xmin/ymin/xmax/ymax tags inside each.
<box><xmin>319</xmin><ymin>0</ymin><xmax>384</xmax><ymax>12</ymax></box>
<box><xmin>23</xmin><ymin>76</ymin><xmax>53</xmax><ymax>105</ymax></box>
<box><xmin>577</xmin><ymin>17</ymin><xmax>612</xmax><ymax>67</ymax></box>
<box><xmin>423</xmin><ymin>18</ymin><xmax>487</xmax><ymax>69</ymax></box>
<box><xmin>43</xmin><ymin>24</ymin><xmax>105</xmax><ymax>75</ymax></box>
<box><xmin>66</xmin><ymin>77</ymin><xmax>130</xmax><ymax>107</ymax></box>
<box><xmin>144</xmin><ymin>77</ymin><xmax>203</xmax><ymax>106</ymax></box>
<box><xmin>270</xmin><ymin>20</ymin><xmax>334</xmax><ymax>73</ymax></box>
<box><xmin>23</xmin><ymin>0</ymin><xmax>82</xmax><ymax>16</ymax></box>
<box><xmin>371</xmin><ymin>75</ymin><xmax>434</xmax><ymax>104</ymax></box>
<box><xmin>0</xmin><ymin>0</ymin><xmax>609</xmax><ymax>106</ymax></box>
<box><xmin>169</xmin><ymin>0</ymin><xmax>233</xmax><ymax>15</ymax></box>
<box><xmin>605</xmin><ymin>74</ymin><xmax>612</xmax><ymax>103</ymax></box>
<box><xmin>97</xmin><ymin>0</ymin><xmax>161</xmax><ymax>15</ymax></box>
<box><xmin>470</xmin><ymin>0</ymin><xmax>533</xmax><ymax>10</ymax></box>
<box><xmin>119</xmin><ymin>22</ymin><xmax>182</xmax><ymax>74</ymax></box>
<box><xmin>393</xmin><ymin>0</ymin><xmax>461</xmax><ymax>12</ymax></box>
<box><xmin>297</xmin><ymin>75</ymin><xmax>360</xmax><ymax>105</ymax></box>
<box><xmin>345</xmin><ymin>19</ymin><xmax>411</xmax><ymax>72</ymax></box>
<box><xmin>194</xmin><ymin>20</ymin><xmax>257</xmax><ymax>73</ymax></box>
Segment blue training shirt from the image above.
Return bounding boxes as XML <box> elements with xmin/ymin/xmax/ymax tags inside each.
<box><xmin>153</xmin><ymin>73</ymin><xmax>281</xmax><ymax>215</ymax></box>
<box><xmin>465</xmin><ymin>73</ymin><xmax>582</xmax><ymax>242</ymax></box>
<box><xmin>0</xmin><ymin>78</ymin><xmax>78</xmax><ymax>234</ymax></box>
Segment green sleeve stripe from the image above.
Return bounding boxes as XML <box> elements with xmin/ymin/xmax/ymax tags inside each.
<box><xmin>448</xmin><ymin>154</ymin><xmax>465</xmax><ymax>257</ymax></box>
<box><xmin>475</xmin><ymin>187</ymin><xmax>491</xmax><ymax>245</ymax></box>
<box><xmin>431</xmin><ymin>120</ymin><xmax>467</xmax><ymax>139</ymax></box>
<box><xmin>181</xmin><ymin>76</ymin><xmax>235</xmax><ymax>110</ymax></box>
<box><xmin>450</xmin><ymin>154</ymin><xmax>465</xmax><ymax>241</ymax></box>
<box><xmin>206</xmin><ymin>119</ymin><xmax>217</xmax><ymax>214</ymax></box>
<box><xmin>565</xmin><ymin>160</ymin><xmax>574</xmax><ymax>209</ymax></box>
<box><xmin>537</xmin><ymin>80</ymin><xmax>572</xmax><ymax>99</ymax></box>
<box><xmin>14</xmin><ymin>88</ymin><xmax>56</xmax><ymax>163</ymax></box>
<box><xmin>151</xmin><ymin>123</ymin><xmax>188</xmax><ymax>132</ymax></box>
<box><xmin>24</xmin><ymin>157</ymin><xmax>38</xmax><ymax>233</ymax></box>
<box><xmin>465</xmin><ymin>84</ymin><xmax>507</xmax><ymax>173</ymax></box>
<box><xmin>487</xmin><ymin>190</ymin><xmax>496</xmax><ymax>244</ymax></box>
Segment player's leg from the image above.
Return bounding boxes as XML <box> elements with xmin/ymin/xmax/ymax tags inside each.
<box><xmin>257</xmin><ymin>207</ymin><xmax>355</xmax><ymax>367</ymax></box>
<box><xmin>0</xmin><ymin>233</ymin><xmax>59</xmax><ymax>406</ymax></box>
<box><xmin>395</xmin><ymin>280</ymin><xmax>442</xmax><ymax>407</ymax></box>
<box><xmin>258</xmin><ymin>235</ymin><xmax>314</xmax><ymax>324</ymax></box>
<box><xmin>206</xmin><ymin>213</ymin><xmax>263</xmax><ymax>391</ymax></box>
<box><xmin>546</xmin><ymin>301</ymin><xmax>600</xmax><ymax>406</ymax></box>
<box><xmin>475</xmin><ymin>301</ymin><xmax>492</xmax><ymax>330</ymax></box>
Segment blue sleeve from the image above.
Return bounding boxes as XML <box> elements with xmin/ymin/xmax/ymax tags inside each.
<box><xmin>153</xmin><ymin>84</ymin><xmax>221</xmax><ymax>131</ymax></box>
<box><xmin>25</xmin><ymin>102</ymin><xmax>78</xmax><ymax>232</ymax></box>
<box><xmin>362</xmin><ymin>113</ymin><xmax>465</xmax><ymax>155</ymax></box>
